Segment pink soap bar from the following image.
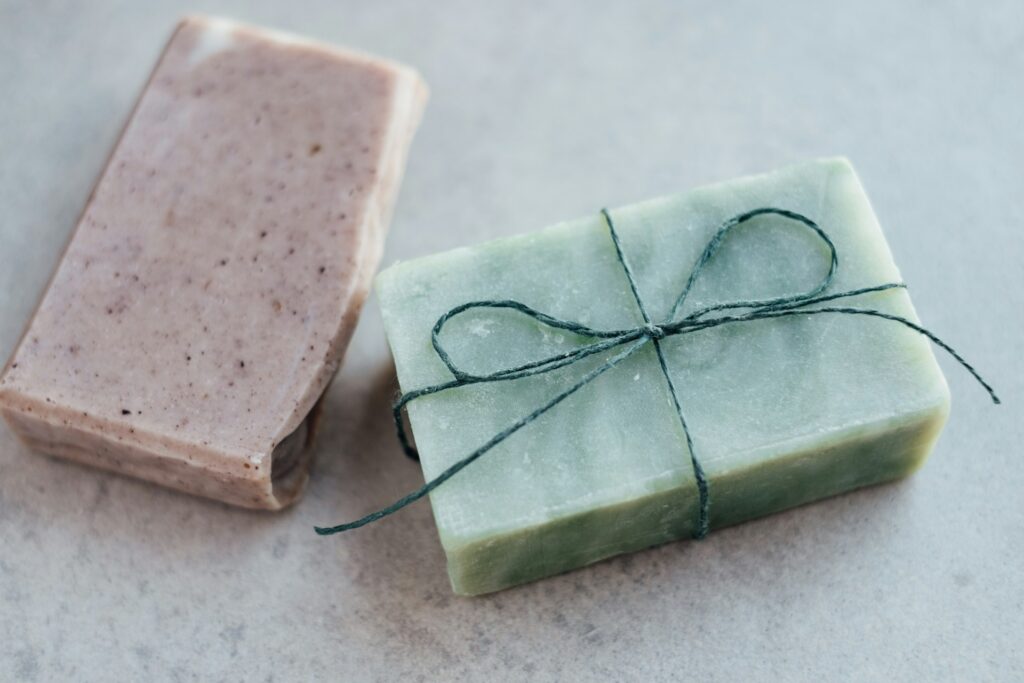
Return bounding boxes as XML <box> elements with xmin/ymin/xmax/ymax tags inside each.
<box><xmin>0</xmin><ymin>17</ymin><xmax>427</xmax><ymax>509</ymax></box>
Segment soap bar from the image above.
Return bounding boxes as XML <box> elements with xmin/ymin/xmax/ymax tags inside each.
<box><xmin>0</xmin><ymin>16</ymin><xmax>426</xmax><ymax>509</ymax></box>
<box><xmin>376</xmin><ymin>158</ymin><xmax>950</xmax><ymax>595</ymax></box>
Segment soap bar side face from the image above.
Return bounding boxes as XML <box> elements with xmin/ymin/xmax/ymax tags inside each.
<box><xmin>446</xmin><ymin>406</ymin><xmax>945</xmax><ymax>595</ymax></box>
<box><xmin>0</xmin><ymin>17</ymin><xmax>427</xmax><ymax>509</ymax></box>
<box><xmin>377</xmin><ymin>157</ymin><xmax>949</xmax><ymax>594</ymax></box>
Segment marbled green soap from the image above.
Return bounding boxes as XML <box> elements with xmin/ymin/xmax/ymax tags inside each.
<box><xmin>376</xmin><ymin>158</ymin><xmax>950</xmax><ymax>596</ymax></box>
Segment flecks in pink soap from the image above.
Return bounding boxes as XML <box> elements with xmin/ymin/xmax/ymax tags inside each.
<box><xmin>0</xmin><ymin>16</ymin><xmax>427</xmax><ymax>509</ymax></box>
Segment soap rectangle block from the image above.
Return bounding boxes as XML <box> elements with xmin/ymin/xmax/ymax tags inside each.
<box><xmin>0</xmin><ymin>17</ymin><xmax>426</xmax><ymax>509</ymax></box>
<box><xmin>376</xmin><ymin>158</ymin><xmax>950</xmax><ymax>595</ymax></box>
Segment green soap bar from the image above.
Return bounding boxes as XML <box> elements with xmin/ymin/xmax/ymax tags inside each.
<box><xmin>376</xmin><ymin>158</ymin><xmax>949</xmax><ymax>596</ymax></box>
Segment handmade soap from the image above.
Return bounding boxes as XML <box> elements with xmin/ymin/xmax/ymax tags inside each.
<box><xmin>0</xmin><ymin>17</ymin><xmax>426</xmax><ymax>509</ymax></box>
<box><xmin>375</xmin><ymin>158</ymin><xmax>951</xmax><ymax>595</ymax></box>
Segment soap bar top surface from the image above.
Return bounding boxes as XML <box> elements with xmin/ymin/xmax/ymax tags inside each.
<box><xmin>376</xmin><ymin>158</ymin><xmax>949</xmax><ymax>546</ymax></box>
<box><xmin>0</xmin><ymin>17</ymin><xmax>426</xmax><ymax>505</ymax></box>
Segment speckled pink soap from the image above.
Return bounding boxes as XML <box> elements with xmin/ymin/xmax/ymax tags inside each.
<box><xmin>0</xmin><ymin>17</ymin><xmax>427</xmax><ymax>509</ymax></box>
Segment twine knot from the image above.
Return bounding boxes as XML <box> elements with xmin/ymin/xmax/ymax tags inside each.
<box><xmin>644</xmin><ymin>323</ymin><xmax>666</xmax><ymax>340</ymax></box>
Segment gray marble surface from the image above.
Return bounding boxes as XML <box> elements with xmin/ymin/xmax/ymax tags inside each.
<box><xmin>1</xmin><ymin>1</ymin><xmax>1021</xmax><ymax>680</ymax></box>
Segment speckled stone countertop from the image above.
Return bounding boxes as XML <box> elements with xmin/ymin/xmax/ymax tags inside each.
<box><xmin>1</xmin><ymin>1</ymin><xmax>1021</xmax><ymax>681</ymax></box>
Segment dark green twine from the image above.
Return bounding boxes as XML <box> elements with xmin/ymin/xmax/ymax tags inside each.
<box><xmin>315</xmin><ymin>207</ymin><xmax>999</xmax><ymax>538</ymax></box>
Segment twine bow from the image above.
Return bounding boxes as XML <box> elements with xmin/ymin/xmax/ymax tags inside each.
<box><xmin>316</xmin><ymin>208</ymin><xmax>998</xmax><ymax>537</ymax></box>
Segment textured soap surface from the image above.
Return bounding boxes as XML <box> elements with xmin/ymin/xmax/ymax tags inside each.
<box><xmin>376</xmin><ymin>158</ymin><xmax>950</xmax><ymax>595</ymax></box>
<box><xmin>0</xmin><ymin>16</ymin><xmax>426</xmax><ymax>509</ymax></box>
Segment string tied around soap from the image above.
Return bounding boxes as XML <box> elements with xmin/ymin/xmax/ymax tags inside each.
<box><xmin>315</xmin><ymin>207</ymin><xmax>999</xmax><ymax>538</ymax></box>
